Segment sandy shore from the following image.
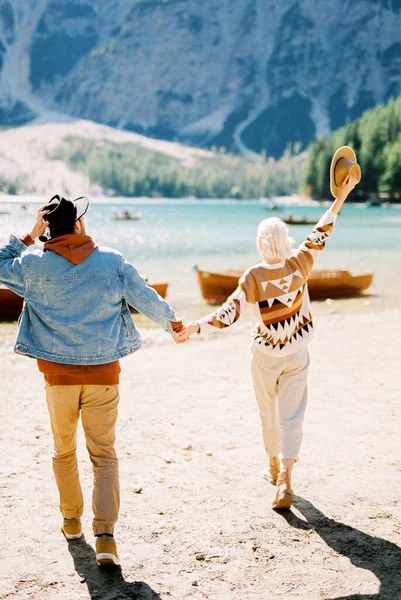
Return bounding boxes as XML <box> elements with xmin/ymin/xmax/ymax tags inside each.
<box><xmin>1</xmin><ymin>311</ymin><xmax>401</xmax><ymax>600</ymax></box>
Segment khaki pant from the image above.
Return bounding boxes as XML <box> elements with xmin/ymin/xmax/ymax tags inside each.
<box><xmin>250</xmin><ymin>346</ymin><xmax>309</xmax><ymax>461</ymax></box>
<box><xmin>45</xmin><ymin>384</ymin><xmax>120</xmax><ymax>536</ymax></box>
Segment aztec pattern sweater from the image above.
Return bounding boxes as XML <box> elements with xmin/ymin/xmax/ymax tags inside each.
<box><xmin>197</xmin><ymin>210</ymin><xmax>337</xmax><ymax>357</ymax></box>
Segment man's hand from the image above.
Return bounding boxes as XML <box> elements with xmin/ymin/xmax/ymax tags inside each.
<box><xmin>28</xmin><ymin>204</ymin><xmax>49</xmax><ymax>240</ymax></box>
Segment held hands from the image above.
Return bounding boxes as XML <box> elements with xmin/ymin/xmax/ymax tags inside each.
<box><xmin>178</xmin><ymin>323</ymin><xmax>200</xmax><ymax>342</ymax></box>
<box><xmin>171</xmin><ymin>323</ymin><xmax>200</xmax><ymax>344</ymax></box>
<box><xmin>172</xmin><ymin>331</ymin><xmax>187</xmax><ymax>344</ymax></box>
<box><xmin>29</xmin><ymin>204</ymin><xmax>49</xmax><ymax>240</ymax></box>
<box><xmin>181</xmin><ymin>323</ymin><xmax>200</xmax><ymax>341</ymax></box>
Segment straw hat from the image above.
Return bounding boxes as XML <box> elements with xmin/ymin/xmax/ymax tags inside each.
<box><xmin>330</xmin><ymin>146</ymin><xmax>361</xmax><ymax>198</ymax></box>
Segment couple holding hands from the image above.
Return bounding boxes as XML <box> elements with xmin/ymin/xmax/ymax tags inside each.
<box><xmin>0</xmin><ymin>146</ymin><xmax>360</xmax><ymax>567</ymax></box>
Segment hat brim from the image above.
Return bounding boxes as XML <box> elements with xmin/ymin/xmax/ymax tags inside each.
<box><xmin>330</xmin><ymin>146</ymin><xmax>359</xmax><ymax>198</ymax></box>
<box><xmin>73</xmin><ymin>196</ymin><xmax>89</xmax><ymax>221</ymax></box>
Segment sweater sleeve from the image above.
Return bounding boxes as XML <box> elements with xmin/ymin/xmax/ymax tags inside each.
<box><xmin>295</xmin><ymin>210</ymin><xmax>337</xmax><ymax>276</ymax></box>
<box><xmin>197</xmin><ymin>286</ymin><xmax>248</xmax><ymax>335</ymax></box>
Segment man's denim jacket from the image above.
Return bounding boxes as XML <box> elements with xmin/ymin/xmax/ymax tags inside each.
<box><xmin>0</xmin><ymin>235</ymin><xmax>180</xmax><ymax>364</ymax></box>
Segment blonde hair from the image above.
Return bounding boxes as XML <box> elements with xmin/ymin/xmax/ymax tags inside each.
<box><xmin>257</xmin><ymin>217</ymin><xmax>295</xmax><ymax>261</ymax></box>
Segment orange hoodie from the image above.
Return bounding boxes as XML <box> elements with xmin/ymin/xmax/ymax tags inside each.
<box><xmin>20</xmin><ymin>234</ymin><xmax>121</xmax><ymax>386</ymax></box>
<box><xmin>43</xmin><ymin>234</ymin><xmax>98</xmax><ymax>264</ymax></box>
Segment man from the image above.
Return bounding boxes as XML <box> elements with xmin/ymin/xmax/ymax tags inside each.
<box><xmin>0</xmin><ymin>194</ymin><xmax>185</xmax><ymax>566</ymax></box>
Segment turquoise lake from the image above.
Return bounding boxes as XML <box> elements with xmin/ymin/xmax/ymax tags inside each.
<box><xmin>1</xmin><ymin>197</ymin><xmax>400</xmax><ymax>318</ymax></box>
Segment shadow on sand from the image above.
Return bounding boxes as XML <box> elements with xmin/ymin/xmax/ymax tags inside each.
<box><xmin>278</xmin><ymin>497</ymin><xmax>401</xmax><ymax>600</ymax></box>
<box><xmin>68</xmin><ymin>536</ymin><xmax>162</xmax><ymax>600</ymax></box>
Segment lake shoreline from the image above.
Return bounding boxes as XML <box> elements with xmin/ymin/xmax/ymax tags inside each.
<box><xmin>2</xmin><ymin>193</ymin><xmax>401</xmax><ymax>207</ymax></box>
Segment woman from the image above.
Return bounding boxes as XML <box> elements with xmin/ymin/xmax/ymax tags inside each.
<box><xmin>179</xmin><ymin>149</ymin><xmax>360</xmax><ymax>509</ymax></box>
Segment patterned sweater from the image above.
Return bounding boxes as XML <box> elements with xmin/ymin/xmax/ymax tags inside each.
<box><xmin>197</xmin><ymin>210</ymin><xmax>337</xmax><ymax>357</ymax></box>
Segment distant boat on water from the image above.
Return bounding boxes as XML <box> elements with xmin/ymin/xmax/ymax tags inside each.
<box><xmin>283</xmin><ymin>213</ymin><xmax>316</xmax><ymax>225</ymax></box>
<box><xmin>261</xmin><ymin>199</ymin><xmax>280</xmax><ymax>211</ymax></box>
<box><xmin>195</xmin><ymin>268</ymin><xmax>373</xmax><ymax>304</ymax></box>
<box><xmin>112</xmin><ymin>210</ymin><xmax>142</xmax><ymax>221</ymax></box>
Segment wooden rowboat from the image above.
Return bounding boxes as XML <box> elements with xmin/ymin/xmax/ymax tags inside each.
<box><xmin>196</xmin><ymin>269</ymin><xmax>243</xmax><ymax>304</ymax></box>
<box><xmin>128</xmin><ymin>281</ymin><xmax>169</xmax><ymax>312</ymax></box>
<box><xmin>195</xmin><ymin>268</ymin><xmax>373</xmax><ymax>303</ymax></box>
<box><xmin>147</xmin><ymin>281</ymin><xmax>168</xmax><ymax>299</ymax></box>
<box><xmin>0</xmin><ymin>284</ymin><xmax>24</xmax><ymax>319</ymax></box>
<box><xmin>0</xmin><ymin>281</ymin><xmax>169</xmax><ymax>320</ymax></box>
<box><xmin>307</xmin><ymin>270</ymin><xmax>373</xmax><ymax>298</ymax></box>
<box><xmin>284</xmin><ymin>217</ymin><xmax>316</xmax><ymax>225</ymax></box>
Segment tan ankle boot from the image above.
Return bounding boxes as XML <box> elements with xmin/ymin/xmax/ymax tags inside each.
<box><xmin>272</xmin><ymin>468</ymin><xmax>294</xmax><ymax>510</ymax></box>
<box><xmin>263</xmin><ymin>456</ymin><xmax>280</xmax><ymax>485</ymax></box>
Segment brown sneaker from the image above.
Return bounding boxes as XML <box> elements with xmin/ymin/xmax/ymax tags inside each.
<box><xmin>96</xmin><ymin>535</ymin><xmax>120</xmax><ymax>566</ymax></box>
<box><xmin>272</xmin><ymin>468</ymin><xmax>294</xmax><ymax>510</ymax></box>
<box><xmin>263</xmin><ymin>456</ymin><xmax>280</xmax><ymax>485</ymax></box>
<box><xmin>61</xmin><ymin>518</ymin><xmax>82</xmax><ymax>540</ymax></box>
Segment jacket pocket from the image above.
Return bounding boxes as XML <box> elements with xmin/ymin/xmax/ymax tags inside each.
<box><xmin>121</xmin><ymin>300</ymin><xmax>134</xmax><ymax>340</ymax></box>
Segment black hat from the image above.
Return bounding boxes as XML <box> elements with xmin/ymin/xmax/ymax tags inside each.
<box><xmin>39</xmin><ymin>194</ymin><xmax>89</xmax><ymax>242</ymax></box>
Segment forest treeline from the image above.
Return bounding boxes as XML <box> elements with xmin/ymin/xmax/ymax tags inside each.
<box><xmin>302</xmin><ymin>95</ymin><xmax>401</xmax><ymax>200</ymax></box>
<box><xmin>56</xmin><ymin>95</ymin><xmax>401</xmax><ymax>201</ymax></box>
<box><xmin>52</xmin><ymin>137</ymin><xmax>301</xmax><ymax>199</ymax></box>
<box><xmin>2</xmin><ymin>95</ymin><xmax>400</xmax><ymax>200</ymax></box>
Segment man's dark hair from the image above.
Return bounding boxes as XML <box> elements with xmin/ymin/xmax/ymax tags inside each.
<box><xmin>49</xmin><ymin>222</ymin><xmax>76</xmax><ymax>239</ymax></box>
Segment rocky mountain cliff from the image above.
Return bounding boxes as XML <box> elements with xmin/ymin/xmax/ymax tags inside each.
<box><xmin>1</xmin><ymin>0</ymin><xmax>401</xmax><ymax>157</ymax></box>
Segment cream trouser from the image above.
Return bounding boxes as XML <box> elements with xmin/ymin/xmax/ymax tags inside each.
<box><xmin>45</xmin><ymin>384</ymin><xmax>120</xmax><ymax>536</ymax></box>
<box><xmin>250</xmin><ymin>346</ymin><xmax>310</xmax><ymax>461</ymax></box>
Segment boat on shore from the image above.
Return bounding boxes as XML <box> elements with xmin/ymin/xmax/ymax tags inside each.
<box><xmin>195</xmin><ymin>268</ymin><xmax>243</xmax><ymax>304</ymax></box>
<box><xmin>147</xmin><ymin>281</ymin><xmax>168</xmax><ymax>299</ymax></box>
<box><xmin>307</xmin><ymin>270</ymin><xmax>373</xmax><ymax>298</ymax></box>
<box><xmin>128</xmin><ymin>281</ymin><xmax>169</xmax><ymax>312</ymax></box>
<box><xmin>195</xmin><ymin>267</ymin><xmax>373</xmax><ymax>303</ymax></box>
<box><xmin>0</xmin><ymin>284</ymin><xmax>23</xmax><ymax>319</ymax></box>
<box><xmin>0</xmin><ymin>281</ymin><xmax>169</xmax><ymax>320</ymax></box>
